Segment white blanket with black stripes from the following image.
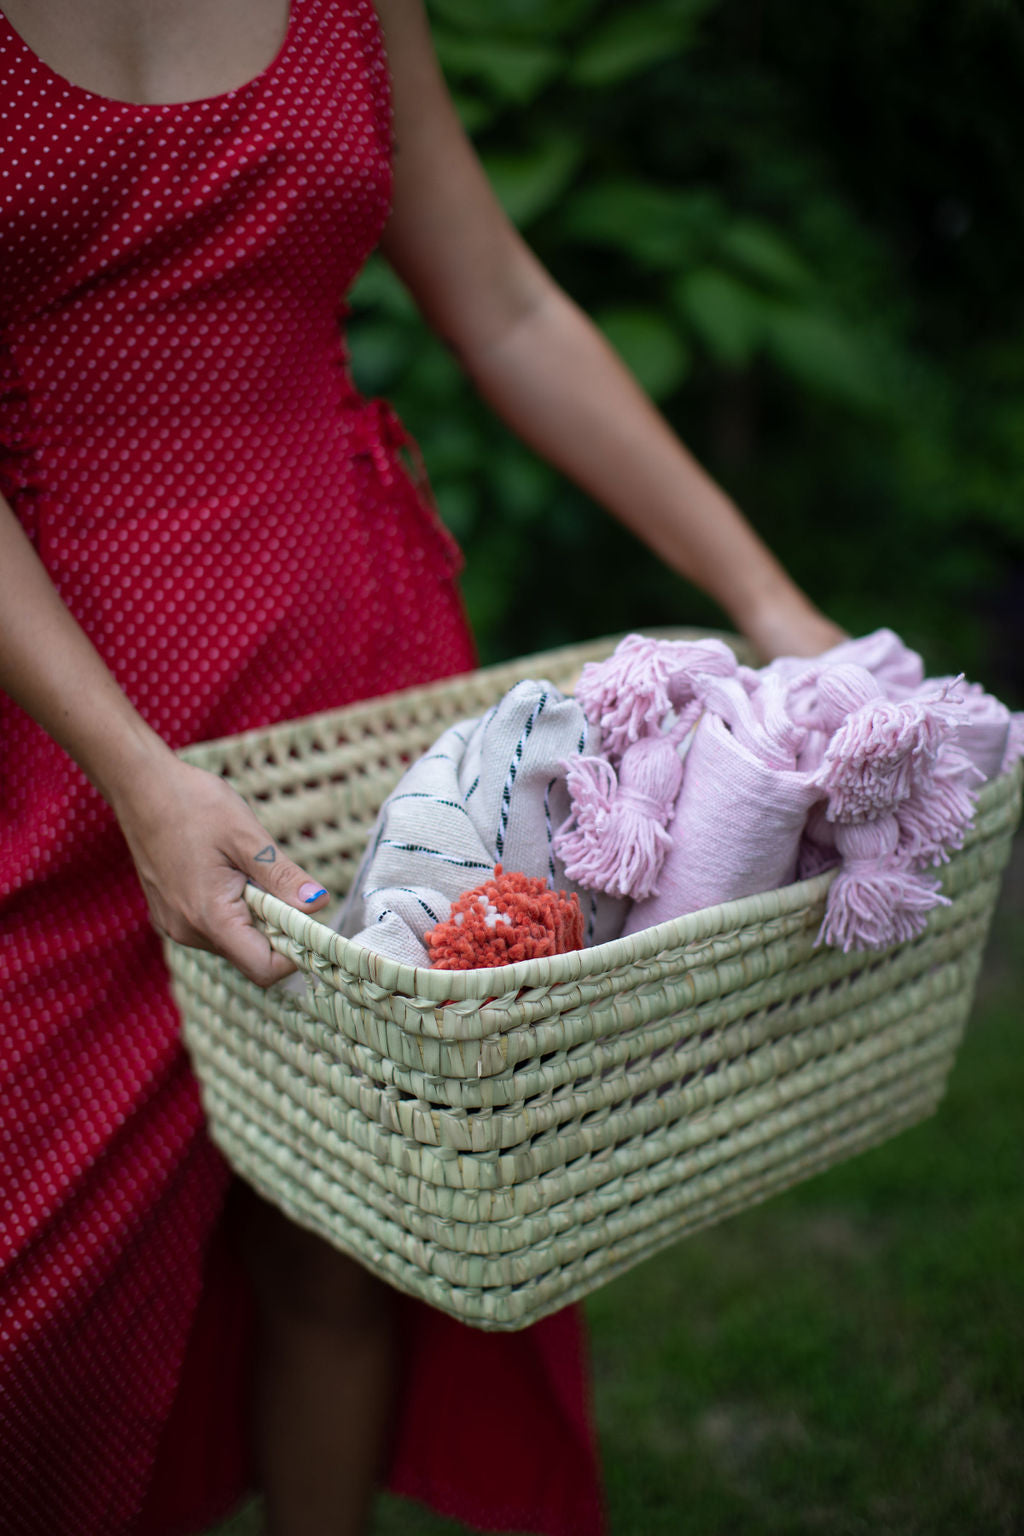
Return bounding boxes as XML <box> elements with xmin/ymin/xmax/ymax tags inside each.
<box><xmin>334</xmin><ymin>678</ymin><xmax>628</xmax><ymax>966</ymax></box>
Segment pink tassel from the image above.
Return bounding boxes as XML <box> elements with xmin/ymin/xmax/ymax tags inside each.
<box><xmin>575</xmin><ymin>634</ymin><xmax>736</xmax><ymax>759</ymax></box>
<box><xmin>553</xmin><ymin>736</ymin><xmax>684</xmax><ymax>900</ymax></box>
<box><xmin>818</xmin><ymin>816</ymin><xmax>948</xmax><ymax>952</ymax></box>
<box><xmin>813</xmin><ymin>696</ymin><xmax>959</xmax><ymax>823</ymax></box>
<box><xmin>896</xmin><ymin>744</ymin><xmax>981</xmax><ymax>866</ymax></box>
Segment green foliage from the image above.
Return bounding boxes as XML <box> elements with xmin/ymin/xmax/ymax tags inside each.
<box><xmin>347</xmin><ymin>0</ymin><xmax>1024</xmax><ymax>695</ymax></box>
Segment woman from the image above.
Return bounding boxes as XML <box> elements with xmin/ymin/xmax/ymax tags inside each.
<box><xmin>0</xmin><ymin>2</ymin><xmax>842</xmax><ymax>1533</ymax></box>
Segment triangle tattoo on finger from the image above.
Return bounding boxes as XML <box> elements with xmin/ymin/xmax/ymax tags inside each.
<box><xmin>254</xmin><ymin>845</ymin><xmax>277</xmax><ymax>864</ymax></box>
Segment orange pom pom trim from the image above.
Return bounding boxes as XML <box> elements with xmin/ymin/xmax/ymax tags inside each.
<box><xmin>425</xmin><ymin>865</ymin><xmax>584</xmax><ymax>971</ymax></box>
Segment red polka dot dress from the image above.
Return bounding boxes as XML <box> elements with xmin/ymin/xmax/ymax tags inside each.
<box><xmin>0</xmin><ymin>4</ymin><xmax>604</xmax><ymax>1534</ymax></box>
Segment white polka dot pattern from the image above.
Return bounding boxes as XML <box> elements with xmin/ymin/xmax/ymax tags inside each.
<box><xmin>0</xmin><ymin>3</ymin><xmax>474</xmax><ymax>1531</ymax></box>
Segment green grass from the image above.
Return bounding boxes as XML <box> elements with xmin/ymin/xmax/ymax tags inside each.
<box><xmin>210</xmin><ymin>845</ymin><xmax>1024</xmax><ymax>1536</ymax></box>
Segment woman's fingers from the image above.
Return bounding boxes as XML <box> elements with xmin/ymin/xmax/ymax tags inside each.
<box><xmin>116</xmin><ymin>756</ymin><xmax>332</xmax><ymax>989</ymax></box>
<box><xmin>208</xmin><ymin>894</ymin><xmax>302</xmax><ymax>988</ymax></box>
<box><xmin>215</xmin><ymin>830</ymin><xmax>332</xmax><ymax>987</ymax></box>
<box><xmin>236</xmin><ymin>836</ymin><xmax>330</xmax><ymax>915</ymax></box>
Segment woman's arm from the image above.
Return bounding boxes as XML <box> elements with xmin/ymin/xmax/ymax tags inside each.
<box><xmin>0</xmin><ymin>500</ymin><xmax>330</xmax><ymax>984</ymax></box>
<box><xmin>374</xmin><ymin>0</ymin><xmax>843</xmax><ymax>660</ymax></box>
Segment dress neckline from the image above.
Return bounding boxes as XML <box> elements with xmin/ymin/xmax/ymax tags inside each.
<box><xmin>0</xmin><ymin>0</ymin><xmax>298</xmax><ymax>111</ymax></box>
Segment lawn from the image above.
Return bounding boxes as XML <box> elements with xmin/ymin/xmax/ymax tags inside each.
<box><xmin>209</xmin><ymin>840</ymin><xmax>1024</xmax><ymax>1536</ymax></box>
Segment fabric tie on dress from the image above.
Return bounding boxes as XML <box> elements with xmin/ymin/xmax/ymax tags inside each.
<box><xmin>348</xmin><ymin>393</ymin><xmax>464</xmax><ymax>579</ymax></box>
<box><xmin>349</xmin><ymin>395</ymin><xmax>415</xmax><ymax>488</ymax></box>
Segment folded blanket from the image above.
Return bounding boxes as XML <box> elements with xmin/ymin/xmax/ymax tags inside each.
<box><xmin>335</xmin><ymin>680</ymin><xmax>628</xmax><ymax>966</ymax></box>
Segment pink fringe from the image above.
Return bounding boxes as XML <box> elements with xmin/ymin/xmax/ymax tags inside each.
<box><xmin>553</xmin><ymin>736</ymin><xmax>683</xmax><ymax>900</ymax></box>
<box><xmin>813</xmin><ymin>695</ymin><xmax>959</xmax><ymax>822</ymax></box>
<box><xmin>574</xmin><ymin>634</ymin><xmax>736</xmax><ymax>759</ymax></box>
<box><xmin>818</xmin><ymin>816</ymin><xmax>947</xmax><ymax>952</ymax></box>
<box><xmin>896</xmin><ymin>744</ymin><xmax>981</xmax><ymax>866</ymax></box>
<box><xmin>819</xmin><ymin>859</ymin><xmax>946</xmax><ymax>952</ymax></box>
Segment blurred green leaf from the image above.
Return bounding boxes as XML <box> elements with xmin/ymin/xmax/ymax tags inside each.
<box><xmin>402</xmin><ymin>339</ymin><xmax>465</xmax><ymax>402</ymax></box>
<box><xmin>570</xmin><ymin>2</ymin><xmax>712</xmax><ymax>87</ymax></box>
<box><xmin>673</xmin><ymin>267</ymin><xmax>768</xmax><ymax>366</ymax></box>
<box><xmin>428</xmin><ymin>0</ymin><xmax>600</xmax><ymax>39</ymax></box>
<box><xmin>418</xmin><ymin>420</ymin><xmax>482</xmax><ymax>480</ymax></box>
<box><xmin>560</xmin><ymin>181</ymin><xmax>722</xmax><ymax>267</ymax></box>
<box><xmin>596</xmin><ymin>307</ymin><xmax>692</xmax><ymax>398</ymax></box>
<box><xmin>491</xmin><ymin>449</ymin><xmax>558</xmax><ymax>522</ymax></box>
<box><xmin>718</xmin><ymin>221</ymin><xmax>817</xmax><ymax>294</ymax></box>
<box><xmin>433</xmin><ymin>32</ymin><xmax>563</xmax><ymax>103</ymax></box>
<box><xmin>763</xmin><ymin>306</ymin><xmax>886</xmax><ymax>410</ymax></box>
<box><xmin>484</xmin><ymin>135</ymin><xmax>584</xmax><ymax>225</ymax></box>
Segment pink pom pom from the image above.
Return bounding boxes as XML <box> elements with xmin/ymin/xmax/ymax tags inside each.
<box><xmin>813</xmin><ymin>695</ymin><xmax>959</xmax><ymax>823</ymax></box>
<box><xmin>553</xmin><ymin>736</ymin><xmax>684</xmax><ymax>899</ymax></box>
<box><xmin>818</xmin><ymin>815</ymin><xmax>948</xmax><ymax>952</ymax></box>
<box><xmin>575</xmin><ymin>634</ymin><xmax>736</xmax><ymax>759</ymax></box>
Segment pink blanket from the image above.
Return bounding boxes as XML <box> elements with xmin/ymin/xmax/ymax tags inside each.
<box><xmin>558</xmin><ymin>632</ymin><xmax>1022</xmax><ymax>952</ymax></box>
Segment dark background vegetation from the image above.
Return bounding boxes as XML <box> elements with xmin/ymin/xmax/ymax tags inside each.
<box><xmin>348</xmin><ymin>0</ymin><xmax>1024</xmax><ymax>702</ymax></box>
<box><xmin>214</xmin><ymin>4</ymin><xmax>1024</xmax><ymax>1532</ymax></box>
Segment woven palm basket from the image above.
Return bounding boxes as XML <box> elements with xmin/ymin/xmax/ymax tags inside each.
<box><xmin>166</xmin><ymin>633</ymin><xmax>1022</xmax><ymax>1330</ymax></box>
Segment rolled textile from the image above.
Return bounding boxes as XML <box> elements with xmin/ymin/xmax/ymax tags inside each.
<box><xmin>621</xmin><ymin>704</ymin><xmax>820</xmax><ymax>934</ymax></box>
<box><xmin>333</xmin><ymin>679</ymin><xmax>628</xmax><ymax>965</ymax></box>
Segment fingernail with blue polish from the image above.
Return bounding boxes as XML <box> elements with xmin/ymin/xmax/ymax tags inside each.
<box><xmin>300</xmin><ymin>884</ymin><xmax>328</xmax><ymax>904</ymax></box>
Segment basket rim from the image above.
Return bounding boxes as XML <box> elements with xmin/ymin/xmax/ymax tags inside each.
<box><xmin>246</xmin><ymin>862</ymin><xmax>839</xmax><ymax>1001</ymax></box>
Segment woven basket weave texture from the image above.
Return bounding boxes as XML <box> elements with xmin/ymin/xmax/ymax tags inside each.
<box><xmin>167</xmin><ymin>634</ymin><xmax>1022</xmax><ymax>1330</ymax></box>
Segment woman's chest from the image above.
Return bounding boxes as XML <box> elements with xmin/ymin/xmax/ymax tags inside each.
<box><xmin>0</xmin><ymin>0</ymin><xmax>293</xmax><ymax>105</ymax></box>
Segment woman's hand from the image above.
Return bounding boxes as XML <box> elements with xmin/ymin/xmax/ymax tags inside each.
<box><xmin>739</xmin><ymin>591</ymin><xmax>847</xmax><ymax>664</ymax></box>
<box><xmin>111</xmin><ymin>752</ymin><xmax>331</xmax><ymax>988</ymax></box>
